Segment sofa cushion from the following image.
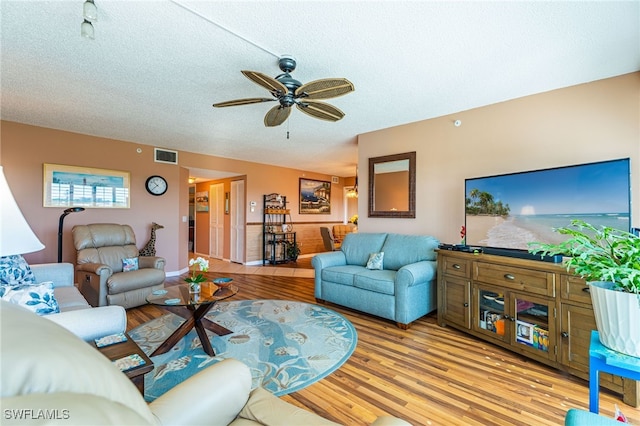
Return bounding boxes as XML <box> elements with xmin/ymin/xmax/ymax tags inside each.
<box><xmin>0</xmin><ymin>254</ymin><xmax>36</xmax><ymax>285</ymax></box>
<box><xmin>366</xmin><ymin>252</ymin><xmax>384</xmax><ymax>270</ymax></box>
<box><xmin>353</xmin><ymin>270</ymin><xmax>396</xmax><ymax>295</ymax></box>
<box><xmin>381</xmin><ymin>234</ymin><xmax>439</xmax><ymax>270</ymax></box>
<box><xmin>237</xmin><ymin>386</ymin><xmax>341</xmax><ymax>426</ymax></box>
<box><xmin>122</xmin><ymin>257</ymin><xmax>139</xmax><ymax>272</ymax></box>
<box><xmin>54</xmin><ymin>285</ymin><xmax>91</xmax><ymax>312</ymax></box>
<box><xmin>321</xmin><ymin>265</ymin><xmax>366</xmax><ymax>286</ymax></box>
<box><xmin>0</xmin><ymin>281</ymin><xmax>60</xmax><ymax>315</ymax></box>
<box><xmin>341</xmin><ymin>233</ymin><xmax>388</xmax><ymax>266</ymax></box>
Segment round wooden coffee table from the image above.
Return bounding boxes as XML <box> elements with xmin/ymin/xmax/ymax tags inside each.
<box><xmin>146</xmin><ymin>282</ymin><xmax>238</xmax><ymax>357</ymax></box>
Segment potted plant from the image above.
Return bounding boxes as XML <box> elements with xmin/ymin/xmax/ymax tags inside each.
<box><xmin>185</xmin><ymin>256</ymin><xmax>209</xmax><ymax>293</ymax></box>
<box><xmin>284</xmin><ymin>241</ymin><xmax>301</xmax><ymax>261</ymax></box>
<box><xmin>528</xmin><ymin>219</ymin><xmax>640</xmax><ymax>357</ymax></box>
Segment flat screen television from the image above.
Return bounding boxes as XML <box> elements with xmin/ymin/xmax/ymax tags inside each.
<box><xmin>464</xmin><ymin>158</ymin><xmax>631</xmax><ymax>261</ymax></box>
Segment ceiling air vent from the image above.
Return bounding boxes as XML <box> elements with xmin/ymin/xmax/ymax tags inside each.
<box><xmin>154</xmin><ymin>148</ymin><xmax>178</xmax><ymax>165</ymax></box>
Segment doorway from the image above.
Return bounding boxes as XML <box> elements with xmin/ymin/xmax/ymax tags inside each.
<box><xmin>209</xmin><ymin>183</ymin><xmax>224</xmax><ymax>259</ymax></box>
<box><xmin>230</xmin><ymin>180</ymin><xmax>245</xmax><ymax>263</ymax></box>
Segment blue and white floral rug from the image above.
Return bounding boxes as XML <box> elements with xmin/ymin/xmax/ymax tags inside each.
<box><xmin>129</xmin><ymin>299</ymin><xmax>357</xmax><ymax>402</ymax></box>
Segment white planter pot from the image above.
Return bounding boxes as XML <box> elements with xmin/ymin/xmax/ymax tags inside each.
<box><xmin>589</xmin><ymin>281</ymin><xmax>640</xmax><ymax>358</ymax></box>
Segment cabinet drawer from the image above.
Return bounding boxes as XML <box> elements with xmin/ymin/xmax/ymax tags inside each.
<box><xmin>474</xmin><ymin>262</ymin><xmax>554</xmax><ymax>296</ymax></box>
<box><xmin>560</xmin><ymin>275</ymin><xmax>592</xmax><ymax>305</ymax></box>
<box><xmin>442</xmin><ymin>257</ymin><xmax>472</xmax><ymax>278</ymax></box>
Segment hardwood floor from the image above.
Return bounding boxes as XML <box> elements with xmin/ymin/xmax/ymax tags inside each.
<box><xmin>126</xmin><ymin>272</ymin><xmax>640</xmax><ymax>425</ymax></box>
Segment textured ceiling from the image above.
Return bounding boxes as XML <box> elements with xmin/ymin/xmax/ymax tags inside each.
<box><xmin>1</xmin><ymin>1</ymin><xmax>638</xmax><ymax>179</ymax></box>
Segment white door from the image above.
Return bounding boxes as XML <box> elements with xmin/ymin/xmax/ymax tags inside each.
<box><xmin>230</xmin><ymin>180</ymin><xmax>245</xmax><ymax>263</ymax></box>
<box><xmin>209</xmin><ymin>183</ymin><xmax>224</xmax><ymax>259</ymax></box>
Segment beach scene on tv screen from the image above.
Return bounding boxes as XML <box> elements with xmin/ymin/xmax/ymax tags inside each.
<box><xmin>465</xmin><ymin>159</ymin><xmax>630</xmax><ymax>250</ymax></box>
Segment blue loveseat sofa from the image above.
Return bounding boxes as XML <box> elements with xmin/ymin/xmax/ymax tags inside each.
<box><xmin>312</xmin><ymin>232</ymin><xmax>439</xmax><ymax>328</ymax></box>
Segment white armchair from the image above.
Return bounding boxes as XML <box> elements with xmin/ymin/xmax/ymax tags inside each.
<box><xmin>1</xmin><ymin>301</ymin><xmax>412</xmax><ymax>426</ymax></box>
<box><xmin>30</xmin><ymin>262</ymin><xmax>126</xmax><ymax>342</ymax></box>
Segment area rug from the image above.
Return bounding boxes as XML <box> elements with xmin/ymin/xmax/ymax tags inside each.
<box><xmin>129</xmin><ymin>299</ymin><xmax>357</xmax><ymax>402</ymax></box>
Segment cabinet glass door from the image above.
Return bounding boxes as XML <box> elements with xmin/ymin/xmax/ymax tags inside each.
<box><xmin>475</xmin><ymin>285</ymin><xmax>507</xmax><ymax>342</ymax></box>
<box><xmin>513</xmin><ymin>293</ymin><xmax>554</xmax><ymax>360</ymax></box>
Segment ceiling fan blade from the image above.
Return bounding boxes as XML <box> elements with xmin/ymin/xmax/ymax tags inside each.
<box><xmin>213</xmin><ymin>98</ymin><xmax>275</xmax><ymax>108</ymax></box>
<box><xmin>241</xmin><ymin>70</ymin><xmax>288</xmax><ymax>96</ymax></box>
<box><xmin>296</xmin><ymin>100</ymin><xmax>345</xmax><ymax>122</ymax></box>
<box><xmin>295</xmin><ymin>78</ymin><xmax>354</xmax><ymax>100</ymax></box>
<box><xmin>264</xmin><ymin>105</ymin><xmax>291</xmax><ymax>127</ymax></box>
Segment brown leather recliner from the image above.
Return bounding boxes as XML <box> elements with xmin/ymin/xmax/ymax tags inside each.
<box><xmin>72</xmin><ymin>223</ymin><xmax>165</xmax><ymax>309</ymax></box>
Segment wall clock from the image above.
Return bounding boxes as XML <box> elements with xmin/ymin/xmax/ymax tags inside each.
<box><xmin>145</xmin><ymin>175</ymin><xmax>168</xmax><ymax>196</ymax></box>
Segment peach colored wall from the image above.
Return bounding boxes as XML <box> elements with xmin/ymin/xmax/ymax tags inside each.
<box><xmin>1</xmin><ymin>123</ymin><xmax>183</xmax><ymax>271</ymax></box>
<box><xmin>357</xmin><ymin>72</ymin><xmax>640</xmax><ymax>244</ymax></box>
<box><xmin>4</xmin><ymin>73</ymin><xmax>637</xmax><ymax>270</ymax></box>
<box><xmin>0</xmin><ymin>122</ymin><xmax>344</xmax><ymax>272</ymax></box>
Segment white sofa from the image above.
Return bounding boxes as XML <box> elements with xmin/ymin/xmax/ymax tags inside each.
<box><xmin>0</xmin><ymin>300</ymin><xmax>412</xmax><ymax>426</ymax></box>
<box><xmin>30</xmin><ymin>262</ymin><xmax>126</xmax><ymax>341</ymax></box>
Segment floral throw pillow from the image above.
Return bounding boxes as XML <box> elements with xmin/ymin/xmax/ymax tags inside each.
<box><xmin>0</xmin><ymin>281</ymin><xmax>60</xmax><ymax>315</ymax></box>
<box><xmin>366</xmin><ymin>252</ymin><xmax>384</xmax><ymax>270</ymax></box>
<box><xmin>122</xmin><ymin>257</ymin><xmax>139</xmax><ymax>272</ymax></box>
<box><xmin>0</xmin><ymin>254</ymin><xmax>36</xmax><ymax>285</ymax></box>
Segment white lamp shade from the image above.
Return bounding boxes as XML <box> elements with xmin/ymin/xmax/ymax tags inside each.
<box><xmin>0</xmin><ymin>166</ymin><xmax>44</xmax><ymax>256</ymax></box>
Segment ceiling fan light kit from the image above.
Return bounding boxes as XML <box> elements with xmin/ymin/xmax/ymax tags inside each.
<box><xmin>213</xmin><ymin>56</ymin><xmax>354</xmax><ymax>127</ymax></box>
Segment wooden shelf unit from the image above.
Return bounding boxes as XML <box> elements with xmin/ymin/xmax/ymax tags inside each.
<box><xmin>437</xmin><ymin>249</ymin><xmax>638</xmax><ymax>407</ymax></box>
<box><xmin>262</xmin><ymin>194</ymin><xmax>296</xmax><ymax>265</ymax></box>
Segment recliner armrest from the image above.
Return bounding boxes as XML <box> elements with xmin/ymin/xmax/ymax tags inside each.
<box><xmin>76</xmin><ymin>262</ymin><xmax>113</xmax><ymax>276</ymax></box>
<box><xmin>138</xmin><ymin>256</ymin><xmax>165</xmax><ymax>270</ymax></box>
<box><xmin>150</xmin><ymin>359</ymin><xmax>251</xmax><ymax>426</ymax></box>
<box><xmin>30</xmin><ymin>263</ymin><xmax>74</xmax><ymax>287</ymax></box>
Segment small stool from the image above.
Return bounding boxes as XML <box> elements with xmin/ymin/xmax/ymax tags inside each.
<box><xmin>589</xmin><ymin>330</ymin><xmax>640</xmax><ymax>413</ymax></box>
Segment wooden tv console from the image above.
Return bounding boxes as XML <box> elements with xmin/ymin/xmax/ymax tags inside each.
<box><xmin>436</xmin><ymin>249</ymin><xmax>638</xmax><ymax>407</ymax></box>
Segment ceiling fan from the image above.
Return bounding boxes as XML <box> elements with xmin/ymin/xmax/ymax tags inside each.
<box><xmin>212</xmin><ymin>56</ymin><xmax>354</xmax><ymax>127</ymax></box>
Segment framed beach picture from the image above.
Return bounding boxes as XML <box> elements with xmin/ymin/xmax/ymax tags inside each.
<box><xmin>299</xmin><ymin>178</ymin><xmax>331</xmax><ymax>214</ymax></box>
<box><xmin>43</xmin><ymin>163</ymin><xmax>130</xmax><ymax>208</ymax></box>
<box><xmin>195</xmin><ymin>191</ymin><xmax>209</xmax><ymax>212</ymax></box>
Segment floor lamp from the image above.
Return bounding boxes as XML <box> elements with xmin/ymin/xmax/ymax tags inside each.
<box><xmin>58</xmin><ymin>207</ymin><xmax>85</xmax><ymax>263</ymax></box>
<box><xmin>0</xmin><ymin>166</ymin><xmax>44</xmax><ymax>258</ymax></box>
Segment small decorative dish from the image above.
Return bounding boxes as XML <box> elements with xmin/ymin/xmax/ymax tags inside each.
<box><xmin>483</xmin><ymin>292</ymin><xmax>498</xmax><ymax>300</ymax></box>
<box><xmin>213</xmin><ymin>277</ymin><xmax>233</xmax><ymax>287</ymax></box>
<box><xmin>165</xmin><ymin>298</ymin><xmax>180</xmax><ymax>305</ymax></box>
<box><xmin>152</xmin><ymin>289</ymin><xmax>168</xmax><ymax>295</ymax></box>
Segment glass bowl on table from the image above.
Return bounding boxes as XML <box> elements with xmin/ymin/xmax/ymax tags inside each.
<box><xmin>212</xmin><ymin>277</ymin><xmax>233</xmax><ymax>288</ymax></box>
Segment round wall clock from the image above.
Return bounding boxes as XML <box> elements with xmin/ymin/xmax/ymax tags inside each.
<box><xmin>145</xmin><ymin>175</ymin><xmax>168</xmax><ymax>196</ymax></box>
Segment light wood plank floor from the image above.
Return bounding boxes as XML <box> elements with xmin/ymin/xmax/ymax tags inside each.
<box><xmin>126</xmin><ymin>268</ymin><xmax>640</xmax><ymax>425</ymax></box>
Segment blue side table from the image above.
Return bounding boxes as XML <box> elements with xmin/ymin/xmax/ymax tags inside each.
<box><xmin>589</xmin><ymin>330</ymin><xmax>640</xmax><ymax>413</ymax></box>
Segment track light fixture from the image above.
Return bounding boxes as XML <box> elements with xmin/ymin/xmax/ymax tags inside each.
<box><xmin>83</xmin><ymin>0</ymin><xmax>97</xmax><ymax>21</ymax></box>
<box><xmin>81</xmin><ymin>19</ymin><xmax>95</xmax><ymax>39</ymax></box>
<box><xmin>81</xmin><ymin>0</ymin><xmax>97</xmax><ymax>39</ymax></box>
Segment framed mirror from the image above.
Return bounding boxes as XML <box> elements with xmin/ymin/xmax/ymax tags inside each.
<box><xmin>368</xmin><ymin>151</ymin><xmax>416</xmax><ymax>218</ymax></box>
